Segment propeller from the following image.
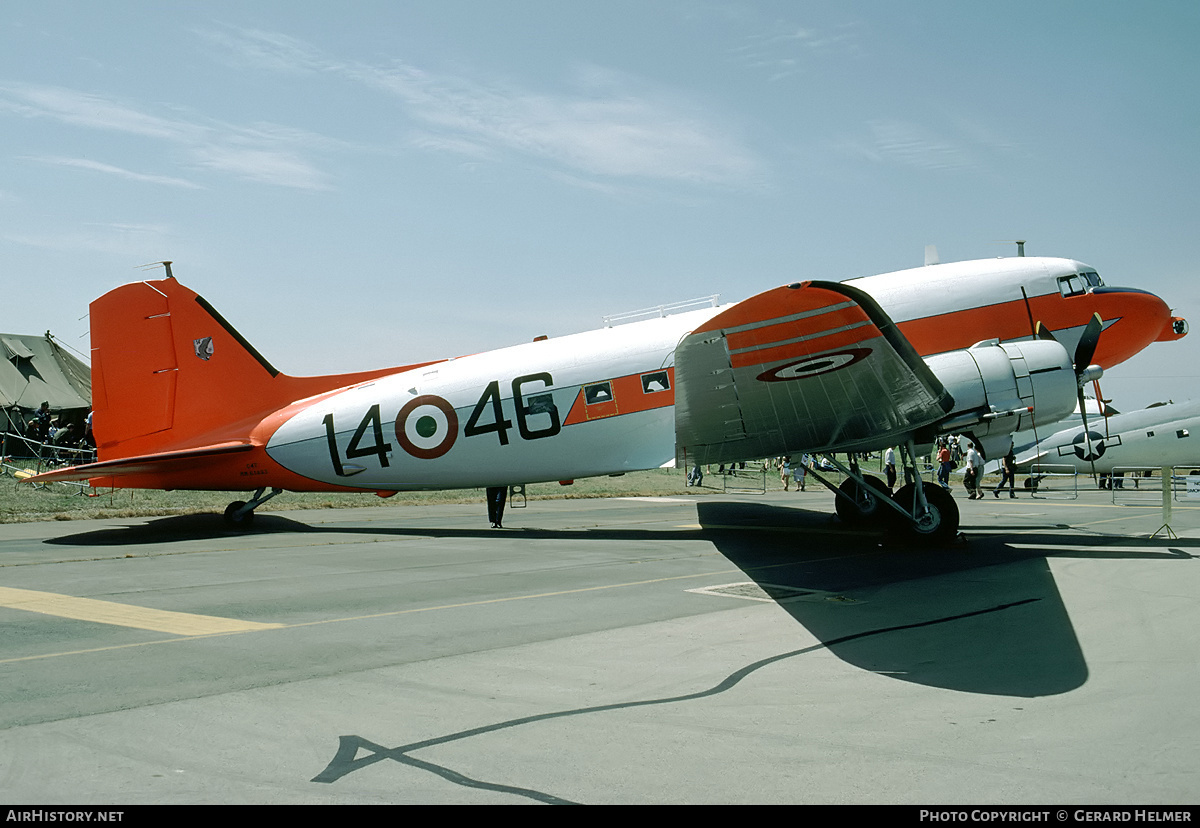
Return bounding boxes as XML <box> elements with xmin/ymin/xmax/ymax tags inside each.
<box><xmin>1037</xmin><ymin>313</ymin><xmax>1105</xmax><ymax>481</ymax></box>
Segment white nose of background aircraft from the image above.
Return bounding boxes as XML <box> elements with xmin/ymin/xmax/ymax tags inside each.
<box><xmin>28</xmin><ymin>254</ymin><xmax>1187</xmax><ymax>543</ymax></box>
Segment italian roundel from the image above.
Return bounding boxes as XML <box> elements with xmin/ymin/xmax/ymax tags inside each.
<box><xmin>395</xmin><ymin>395</ymin><xmax>459</xmax><ymax>459</ymax></box>
<box><xmin>757</xmin><ymin>348</ymin><xmax>871</xmax><ymax>382</ymax></box>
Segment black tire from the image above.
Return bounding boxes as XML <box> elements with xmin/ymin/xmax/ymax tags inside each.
<box><xmin>890</xmin><ymin>482</ymin><xmax>959</xmax><ymax>545</ymax></box>
<box><xmin>834</xmin><ymin>475</ymin><xmax>891</xmax><ymax>526</ymax></box>
<box><xmin>223</xmin><ymin>500</ymin><xmax>255</xmax><ymax>528</ymax></box>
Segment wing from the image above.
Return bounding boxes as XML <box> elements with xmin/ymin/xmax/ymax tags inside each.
<box><xmin>675</xmin><ymin>280</ymin><xmax>953</xmax><ymax>464</ymax></box>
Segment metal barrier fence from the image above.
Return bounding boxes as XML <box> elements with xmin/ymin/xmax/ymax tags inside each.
<box><xmin>0</xmin><ymin>429</ymin><xmax>95</xmax><ymax>493</ymax></box>
<box><xmin>721</xmin><ymin>465</ymin><xmax>768</xmax><ymax>494</ymax></box>
<box><xmin>1024</xmin><ymin>464</ymin><xmax>1079</xmax><ymax>499</ymax></box>
<box><xmin>1109</xmin><ymin>466</ymin><xmax>1200</xmax><ymax>505</ymax></box>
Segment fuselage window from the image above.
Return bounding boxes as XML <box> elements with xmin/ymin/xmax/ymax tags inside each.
<box><xmin>641</xmin><ymin>371</ymin><xmax>670</xmax><ymax>393</ymax></box>
<box><xmin>584</xmin><ymin>381</ymin><xmax>614</xmax><ymax>405</ymax></box>
<box><xmin>1178</xmin><ymin>429</ymin><xmax>1190</xmax><ymax>439</ymax></box>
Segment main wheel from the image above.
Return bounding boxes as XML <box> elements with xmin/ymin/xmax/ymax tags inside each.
<box><xmin>223</xmin><ymin>500</ymin><xmax>255</xmax><ymax>528</ymax></box>
<box><xmin>889</xmin><ymin>482</ymin><xmax>959</xmax><ymax>545</ymax></box>
<box><xmin>834</xmin><ymin>475</ymin><xmax>891</xmax><ymax>526</ymax></box>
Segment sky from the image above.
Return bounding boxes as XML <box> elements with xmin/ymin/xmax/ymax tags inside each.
<box><xmin>2</xmin><ymin>0</ymin><xmax>1198</xmax><ymax>411</ymax></box>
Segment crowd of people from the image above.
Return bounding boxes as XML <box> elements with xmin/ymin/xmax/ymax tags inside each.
<box><xmin>934</xmin><ymin>436</ymin><xmax>1018</xmax><ymax>499</ymax></box>
<box><xmin>687</xmin><ymin>455</ymin><xmax>817</xmax><ymax>490</ymax></box>
<box><xmin>685</xmin><ymin>438</ymin><xmax>1027</xmax><ymax>502</ymax></box>
<box><xmin>1</xmin><ymin>402</ymin><xmax>94</xmax><ymax>463</ymax></box>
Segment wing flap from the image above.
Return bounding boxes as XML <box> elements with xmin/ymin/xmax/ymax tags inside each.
<box><xmin>675</xmin><ymin>281</ymin><xmax>953</xmax><ymax>464</ymax></box>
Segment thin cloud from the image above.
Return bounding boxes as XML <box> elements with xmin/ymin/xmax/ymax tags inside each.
<box><xmin>849</xmin><ymin>119</ymin><xmax>978</xmax><ymax>172</ymax></box>
<box><xmin>190</xmin><ymin>144</ymin><xmax>331</xmax><ymax>190</ymax></box>
<box><xmin>195</xmin><ymin>26</ymin><xmax>330</xmax><ymax>75</ymax></box>
<box><xmin>4</xmin><ymin>222</ymin><xmax>174</xmax><ymax>256</ymax></box>
<box><xmin>204</xmin><ymin>27</ymin><xmax>765</xmax><ymax>189</ymax></box>
<box><xmin>0</xmin><ymin>82</ymin><xmax>192</xmax><ymax>140</ymax></box>
<box><xmin>25</xmin><ymin>155</ymin><xmax>204</xmax><ymax>189</ymax></box>
<box><xmin>731</xmin><ymin>19</ymin><xmax>862</xmax><ymax>82</ymax></box>
<box><xmin>0</xmin><ymin>82</ymin><xmax>334</xmax><ymax>191</ymax></box>
<box><xmin>366</xmin><ymin>62</ymin><xmax>764</xmax><ymax>187</ymax></box>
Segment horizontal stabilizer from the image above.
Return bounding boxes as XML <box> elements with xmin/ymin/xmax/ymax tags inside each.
<box><xmin>25</xmin><ymin>442</ymin><xmax>253</xmax><ymax>485</ymax></box>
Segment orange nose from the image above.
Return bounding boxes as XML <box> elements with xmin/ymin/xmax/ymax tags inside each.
<box><xmin>1088</xmin><ymin>287</ymin><xmax>1180</xmax><ymax>368</ymax></box>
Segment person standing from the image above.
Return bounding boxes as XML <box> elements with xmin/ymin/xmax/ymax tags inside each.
<box><xmin>35</xmin><ymin>402</ymin><xmax>52</xmax><ymax>443</ymax></box>
<box><xmin>993</xmin><ymin>446</ymin><xmax>1017</xmax><ymax>498</ymax></box>
<box><xmin>936</xmin><ymin>441</ymin><xmax>953</xmax><ymax>489</ymax></box>
<box><xmin>794</xmin><ymin>454</ymin><xmax>809</xmax><ymax>491</ymax></box>
<box><xmin>486</xmin><ymin>486</ymin><xmax>507</xmax><ymax>528</ymax></box>
<box><xmin>964</xmin><ymin>443</ymin><xmax>984</xmax><ymax>499</ymax></box>
<box><xmin>884</xmin><ymin>446</ymin><xmax>897</xmax><ymax>492</ymax></box>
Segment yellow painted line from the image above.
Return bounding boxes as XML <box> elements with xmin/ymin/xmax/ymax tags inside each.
<box><xmin>0</xmin><ymin>544</ymin><xmax>883</xmax><ymax>667</ymax></box>
<box><xmin>0</xmin><ymin>587</ymin><xmax>283</xmax><ymax>635</ymax></box>
<box><xmin>1007</xmin><ymin>543</ymin><xmax>1187</xmax><ymax>554</ymax></box>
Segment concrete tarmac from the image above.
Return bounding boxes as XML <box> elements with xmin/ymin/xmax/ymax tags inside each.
<box><xmin>0</xmin><ymin>484</ymin><xmax>1197</xmax><ymax>804</ymax></box>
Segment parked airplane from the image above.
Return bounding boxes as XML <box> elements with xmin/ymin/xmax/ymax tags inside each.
<box><xmin>1016</xmin><ymin>399</ymin><xmax>1200</xmax><ymax>480</ymax></box>
<box><xmin>27</xmin><ymin>256</ymin><xmax>1186</xmax><ymax>543</ymax></box>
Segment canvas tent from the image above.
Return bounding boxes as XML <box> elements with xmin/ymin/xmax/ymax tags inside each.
<box><xmin>0</xmin><ymin>332</ymin><xmax>91</xmax><ymax>436</ymax></box>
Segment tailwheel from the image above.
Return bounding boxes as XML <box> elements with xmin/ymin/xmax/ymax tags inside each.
<box><xmin>223</xmin><ymin>500</ymin><xmax>255</xmax><ymax>528</ymax></box>
<box><xmin>890</xmin><ymin>482</ymin><xmax>959</xmax><ymax>545</ymax></box>
<box><xmin>222</xmin><ymin>487</ymin><xmax>282</xmax><ymax>529</ymax></box>
<box><xmin>834</xmin><ymin>475</ymin><xmax>891</xmax><ymax>526</ymax></box>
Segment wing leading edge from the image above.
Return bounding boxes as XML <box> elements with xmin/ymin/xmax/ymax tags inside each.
<box><xmin>675</xmin><ymin>280</ymin><xmax>954</xmax><ymax>465</ymax></box>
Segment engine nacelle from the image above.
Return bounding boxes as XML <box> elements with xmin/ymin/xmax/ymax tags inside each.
<box><xmin>925</xmin><ymin>339</ymin><xmax>1079</xmax><ymax>453</ymax></box>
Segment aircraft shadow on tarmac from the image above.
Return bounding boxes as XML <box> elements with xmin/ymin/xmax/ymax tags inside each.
<box><xmin>43</xmin><ymin>501</ymin><xmax>1198</xmax><ymax>700</ymax></box>
<box><xmin>43</xmin><ymin>512</ymin><xmax>325</xmax><ymax>545</ymax></box>
<box><xmin>693</xmin><ymin>500</ymin><xmax>1198</xmax><ymax>698</ymax></box>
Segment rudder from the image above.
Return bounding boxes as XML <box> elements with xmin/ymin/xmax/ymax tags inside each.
<box><xmin>91</xmin><ymin>277</ymin><xmax>282</xmax><ymax>458</ymax></box>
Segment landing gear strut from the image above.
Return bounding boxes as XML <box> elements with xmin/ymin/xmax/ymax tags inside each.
<box><xmin>814</xmin><ymin>444</ymin><xmax>960</xmax><ymax>544</ymax></box>
<box><xmin>834</xmin><ymin>475</ymin><xmax>891</xmax><ymax>526</ymax></box>
<box><xmin>223</xmin><ymin>487</ymin><xmax>283</xmax><ymax>528</ymax></box>
<box><xmin>889</xmin><ymin>479</ymin><xmax>958</xmax><ymax>545</ymax></box>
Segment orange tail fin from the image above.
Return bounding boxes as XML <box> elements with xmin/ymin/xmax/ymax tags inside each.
<box><xmin>91</xmin><ymin>276</ymin><xmax>419</xmax><ymax>460</ymax></box>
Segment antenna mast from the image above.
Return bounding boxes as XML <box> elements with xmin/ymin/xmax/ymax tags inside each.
<box><xmin>136</xmin><ymin>260</ymin><xmax>174</xmax><ymax>278</ymax></box>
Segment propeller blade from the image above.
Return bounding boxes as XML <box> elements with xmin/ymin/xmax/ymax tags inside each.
<box><xmin>1074</xmin><ymin>312</ymin><xmax>1103</xmax><ymax>374</ymax></box>
<box><xmin>1077</xmin><ymin>384</ymin><xmax>1099</xmax><ymax>483</ymax></box>
<box><xmin>1034</xmin><ymin>321</ymin><xmax>1058</xmax><ymax>342</ymax></box>
<box><xmin>1034</xmin><ymin>315</ymin><xmax>1105</xmax><ymax>485</ymax></box>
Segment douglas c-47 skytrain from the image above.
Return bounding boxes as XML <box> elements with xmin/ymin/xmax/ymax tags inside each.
<box><xmin>28</xmin><ymin>255</ymin><xmax>1187</xmax><ymax>543</ymax></box>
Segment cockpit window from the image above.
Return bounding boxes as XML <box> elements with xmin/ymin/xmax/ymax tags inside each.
<box><xmin>1057</xmin><ymin>275</ymin><xmax>1087</xmax><ymax>297</ymax></box>
<box><xmin>1059</xmin><ymin>271</ymin><xmax>1104</xmax><ymax>297</ymax></box>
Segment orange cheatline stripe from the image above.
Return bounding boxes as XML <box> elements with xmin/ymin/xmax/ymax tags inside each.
<box><xmin>563</xmin><ymin>369</ymin><xmax>676</xmax><ymax>426</ymax></box>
